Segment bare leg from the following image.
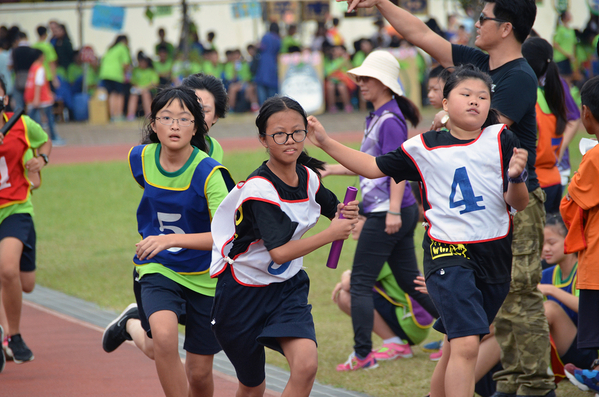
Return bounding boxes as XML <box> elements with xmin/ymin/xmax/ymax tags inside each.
<box><xmin>544</xmin><ymin>300</ymin><xmax>577</xmax><ymax>356</ymax></box>
<box><xmin>337</xmin><ymin>289</ymin><xmax>396</xmax><ymax>340</ymax></box>
<box><xmin>0</xmin><ymin>237</ymin><xmax>25</xmax><ymax>336</ymax></box>
<box><xmin>279</xmin><ymin>337</ymin><xmax>318</xmax><ymax>397</ymax></box>
<box><xmin>141</xmin><ymin>90</ymin><xmax>152</xmax><ymax>117</ymax></box>
<box><xmin>444</xmin><ymin>335</ymin><xmax>479</xmax><ymax>397</ymax></box>
<box><xmin>325</xmin><ymin>80</ymin><xmax>337</xmax><ymax>112</ymax></box>
<box><xmin>337</xmin><ymin>83</ymin><xmax>352</xmax><ymax>111</ymax></box>
<box><xmin>127</xmin><ymin>94</ymin><xmax>140</xmax><ymax>119</ymax></box>
<box><xmin>148</xmin><ymin>310</ymin><xmax>188</xmax><ymax>397</ymax></box>
<box><xmin>114</xmin><ymin>93</ymin><xmax>125</xmax><ymax>119</ymax></box>
<box><xmin>475</xmin><ymin>331</ymin><xmax>501</xmax><ymax>382</ymax></box>
<box><xmin>228</xmin><ymin>83</ymin><xmax>242</xmax><ymax>110</ymax></box>
<box><xmin>430</xmin><ymin>335</ymin><xmax>449</xmax><ymax>397</ymax></box>
<box><xmin>186</xmin><ymin>353</ymin><xmax>215</xmax><ymax>397</ymax></box>
<box><xmin>126</xmin><ymin>318</ymin><xmax>155</xmax><ymax>359</ymax></box>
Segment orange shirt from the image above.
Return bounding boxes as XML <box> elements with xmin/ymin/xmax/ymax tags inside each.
<box><xmin>535</xmin><ymin>93</ymin><xmax>562</xmax><ymax>188</ymax></box>
<box><xmin>561</xmin><ymin>145</ymin><xmax>599</xmax><ymax>289</ymax></box>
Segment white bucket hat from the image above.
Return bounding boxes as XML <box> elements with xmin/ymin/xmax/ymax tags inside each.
<box><xmin>348</xmin><ymin>50</ymin><xmax>404</xmax><ymax>97</ymax></box>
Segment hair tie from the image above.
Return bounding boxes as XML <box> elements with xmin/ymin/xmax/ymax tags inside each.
<box><xmin>547</xmin><ymin>58</ymin><xmax>551</xmax><ymax>63</ymax></box>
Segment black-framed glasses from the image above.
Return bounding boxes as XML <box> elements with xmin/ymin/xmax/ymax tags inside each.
<box><xmin>267</xmin><ymin>130</ymin><xmax>307</xmax><ymax>145</ymax></box>
<box><xmin>155</xmin><ymin>116</ymin><xmax>195</xmax><ymax>127</ymax></box>
<box><xmin>479</xmin><ymin>12</ymin><xmax>509</xmax><ymax>25</ymax></box>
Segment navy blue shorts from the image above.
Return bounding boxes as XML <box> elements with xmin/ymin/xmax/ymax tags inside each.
<box><xmin>426</xmin><ymin>265</ymin><xmax>509</xmax><ymax>340</ymax></box>
<box><xmin>0</xmin><ymin>213</ymin><xmax>36</xmax><ymax>272</ymax></box>
<box><xmin>211</xmin><ymin>266</ymin><xmax>316</xmax><ymax>388</ymax></box>
<box><xmin>101</xmin><ymin>79</ymin><xmax>126</xmax><ymax>95</ymax></box>
<box><xmin>372</xmin><ymin>291</ymin><xmax>413</xmax><ymax>345</ymax></box>
<box><xmin>578</xmin><ymin>289</ymin><xmax>599</xmax><ymax>350</ymax></box>
<box><xmin>136</xmin><ymin>271</ymin><xmax>221</xmax><ymax>355</ymax></box>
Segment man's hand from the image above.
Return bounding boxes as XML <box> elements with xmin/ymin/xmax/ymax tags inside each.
<box><xmin>339</xmin><ymin>0</ymin><xmax>381</xmax><ymax>13</ymax></box>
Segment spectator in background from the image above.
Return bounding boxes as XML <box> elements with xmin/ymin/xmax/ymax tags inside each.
<box><xmin>11</xmin><ymin>32</ymin><xmax>38</xmax><ymax>111</ymax></box>
<box><xmin>31</xmin><ymin>26</ymin><xmax>59</xmax><ymax>90</ymax></box>
<box><xmin>281</xmin><ymin>24</ymin><xmax>302</xmax><ymax>54</ymax></box>
<box><xmin>451</xmin><ymin>25</ymin><xmax>471</xmax><ymax>46</ymax></box>
<box><xmin>553</xmin><ymin>11</ymin><xmax>577</xmax><ymax>84</ymax></box>
<box><xmin>254</xmin><ymin>22</ymin><xmax>281</xmax><ymax>105</ymax></box>
<box><xmin>325</xmin><ymin>45</ymin><xmax>355</xmax><ymax>114</ymax></box>
<box><xmin>205</xmin><ymin>31</ymin><xmax>217</xmax><ymax>51</ymax></box>
<box><xmin>154</xmin><ymin>45</ymin><xmax>173</xmax><ymax>87</ymax></box>
<box><xmin>0</xmin><ymin>39</ymin><xmax>13</xmax><ymax>101</ymax></box>
<box><xmin>201</xmin><ymin>49</ymin><xmax>223</xmax><ymax>78</ymax></box>
<box><xmin>189</xmin><ymin>31</ymin><xmax>205</xmax><ymax>58</ymax></box>
<box><xmin>224</xmin><ymin>49</ymin><xmax>258</xmax><ymax>113</ymax></box>
<box><xmin>327</xmin><ymin>17</ymin><xmax>345</xmax><ymax>46</ymax></box>
<box><xmin>154</xmin><ymin>28</ymin><xmax>175</xmax><ymax>61</ymax></box>
<box><xmin>311</xmin><ymin>23</ymin><xmax>330</xmax><ymax>52</ymax></box>
<box><xmin>371</xmin><ymin>18</ymin><xmax>391</xmax><ymax>48</ymax></box>
<box><xmin>352</xmin><ymin>38</ymin><xmax>374</xmax><ymax>68</ymax></box>
<box><xmin>52</xmin><ymin>24</ymin><xmax>73</xmax><ymax>76</ymax></box>
<box><xmin>67</xmin><ymin>50</ymin><xmax>99</xmax><ymax>95</ymax></box>
<box><xmin>98</xmin><ymin>34</ymin><xmax>131</xmax><ymax>122</ymax></box>
<box><xmin>126</xmin><ymin>52</ymin><xmax>158</xmax><ymax>121</ymax></box>
<box><xmin>24</xmin><ymin>49</ymin><xmax>64</xmax><ymax>145</ymax></box>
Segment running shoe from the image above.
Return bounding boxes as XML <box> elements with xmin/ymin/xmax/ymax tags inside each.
<box><xmin>429</xmin><ymin>349</ymin><xmax>443</xmax><ymax>361</ymax></box>
<box><xmin>422</xmin><ymin>339</ymin><xmax>443</xmax><ymax>352</ymax></box>
<box><xmin>336</xmin><ymin>351</ymin><xmax>379</xmax><ymax>371</ymax></box>
<box><xmin>102</xmin><ymin>303</ymin><xmax>138</xmax><ymax>353</ymax></box>
<box><xmin>0</xmin><ymin>325</ymin><xmax>5</xmax><ymax>373</ymax></box>
<box><xmin>565</xmin><ymin>363</ymin><xmax>599</xmax><ymax>392</ymax></box>
<box><xmin>372</xmin><ymin>342</ymin><xmax>413</xmax><ymax>360</ymax></box>
<box><xmin>2</xmin><ymin>334</ymin><xmax>10</xmax><ymax>362</ymax></box>
<box><xmin>6</xmin><ymin>334</ymin><xmax>34</xmax><ymax>363</ymax></box>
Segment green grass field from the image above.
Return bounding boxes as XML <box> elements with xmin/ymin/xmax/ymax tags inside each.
<box><xmin>30</xmin><ymin>134</ymin><xmax>594</xmax><ymax>397</ymax></box>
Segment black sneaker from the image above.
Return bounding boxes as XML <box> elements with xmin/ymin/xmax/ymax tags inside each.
<box><xmin>0</xmin><ymin>325</ymin><xmax>5</xmax><ymax>373</ymax></box>
<box><xmin>6</xmin><ymin>333</ymin><xmax>34</xmax><ymax>364</ymax></box>
<box><xmin>102</xmin><ymin>303</ymin><xmax>138</xmax><ymax>353</ymax></box>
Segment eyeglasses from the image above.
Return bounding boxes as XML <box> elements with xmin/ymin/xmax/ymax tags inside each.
<box><xmin>267</xmin><ymin>130</ymin><xmax>307</xmax><ymax>145</ymax></box>
<box><xmin>479</xmin><ymin>12</ymin><xmax>509</xmax><ymax>26</ymax></box>
<box><xmin>155</xmin><ymin>116</ymin><xmax>195</xmax><ymax>127</ymax></box>
<box><xmin>355</xmin><ymin>76</ymin><xmax>372</xmax><ymax>83</ymax></box>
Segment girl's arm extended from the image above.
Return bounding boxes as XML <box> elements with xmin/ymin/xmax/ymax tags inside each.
<box><xmin>268</xmin><ymin>201</ymin><xmax>359</xmax><ymax>265</ymax></box>
<box><xmin>136</xmin><ymin>233</ymin><xmax>213</xmax><ymax>261</ymax></box>
<box><xmin>504</xmin><ymin>148</ymin><xmax>529</xmax><ymax>212</ymax></box>
<box><xmin>537</xmin><ymin>283</ymin><xmax>579</xmax><ymax>313</ymax></box>
<box><xmin>307</xmin><ymin>116</ymin><xmax>385</xmax><ymax>179</ymax></box>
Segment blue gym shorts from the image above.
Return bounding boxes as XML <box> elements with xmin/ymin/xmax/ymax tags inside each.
<box><xmin>578</xmin><ymin>289</ymin><xmax>599</xmax><ymax>350</ymax></box>
<box><xmin>0</xmin><ymin>213</ymin><xmax>36</xmax><ymax>272</ymax></box>
<box><xmin>137</xmin><ymin>271</ymin><xmax>221</xmax><ymax>355</ymax></box>
<box><xmin>211</xmin><ymin>266</ymin><xmax>316</xmax><ymax>388</ymax></box>
<box><xmin>426</xmin><ymin>265</ymin><xmax>509</xmax><ymax>341</ymax></box>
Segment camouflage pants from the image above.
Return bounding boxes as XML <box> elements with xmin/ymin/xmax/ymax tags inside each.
<box><xmin>493</xmin><ymin>188</ymin><xmax>555</xmax><ymax>395</ymax></box>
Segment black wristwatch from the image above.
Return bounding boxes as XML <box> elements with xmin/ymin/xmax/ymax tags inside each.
<box><xmin>39</xmin><ymin>153</ymin><xmax>49</xmax><ymax>165</ymax></box>
<box><xmin>507</xmin><ymin>168</ymin><xmax>528</xmax><ymax>184</ymax></box>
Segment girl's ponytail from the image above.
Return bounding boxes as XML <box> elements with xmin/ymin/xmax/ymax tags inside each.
<box><xmin>297</xmin><ymin>150</ymin><xmax>326</xmax><ymax>177</ymax></box>
<box><xmin>394</xmin><ymin>95</ymin><xmax>421</xmax><ymax>128</ymax></box>
<box><xmin>482</xmin><ymin>108</ymin><xmax>502</xmax><ymax>130</ymax></box>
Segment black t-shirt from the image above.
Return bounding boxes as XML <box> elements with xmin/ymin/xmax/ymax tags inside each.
<box><xmin>227</xmin><ymin>162</ymin><xmax>339</xmax><ymax>259</ymax></box>
<box><xmin>452</xmin><ymin>44</ymin><xmax>539</xmax><ymax>192</ymax></box>
<box><xmin>376</xmin><ymin>129</ymin><xmax>519</xmax><ymax>283</ymax></box>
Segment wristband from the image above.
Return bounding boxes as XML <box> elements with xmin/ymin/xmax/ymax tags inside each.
<box><xmin>387</xmin><ymin>211</ymin><xmax>401</xmax><ymax>216</ymax></box>
<box><xmin>39</xmin><ymin>153</ymin><xmax>49</xmax><ymax>165</ymax></box>
<box><xmin>507</xmin><ymin>168</ymin><xmax>528</xmax><ymax>184</ymax></box>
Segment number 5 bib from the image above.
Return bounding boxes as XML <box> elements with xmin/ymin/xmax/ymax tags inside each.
<box><xmin>402</xmin><ymin>124</ymin><xmax>511</xmax><ymax>244</ymax></box>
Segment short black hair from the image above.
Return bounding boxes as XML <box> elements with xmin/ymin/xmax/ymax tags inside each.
<box><xmin>36</xmin><ymin>25</ymin><xmax>47</xmax><ymax>38</ymax></box>
<box><xmin>181</xmin><ymin>73</ymin><xmax>228</xmax><ymax>120</ymax></box>
<box><xmin>581</xmin><ymin>76</ymin><xmax>599</xmax><ymax>122</ymax></box>
<box><xmin>485</xmin><ymin>0</ymin><xmax>537</xmax><ymax>44</ymax></box>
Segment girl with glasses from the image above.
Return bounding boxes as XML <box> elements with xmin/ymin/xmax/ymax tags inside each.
<box><xmin>102</xmin><ymin>86</ymin><xmax>234</xmax><ymax>397</ymax></box>
<box><xmin>210</xmin><ymin>96</ymin><xmax>359</xmax><ymax>397</ymax></box>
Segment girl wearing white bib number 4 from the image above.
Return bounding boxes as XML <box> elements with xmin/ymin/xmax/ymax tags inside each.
<box><xmin>307</xmin><ymin>65</ymin><xmax>530</xmax><ymax>397</ymax></box>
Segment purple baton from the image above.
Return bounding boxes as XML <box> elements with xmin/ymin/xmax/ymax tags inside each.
<box><xmin>326</xmin><ymin>186</ymin><xmax>358</xmax><ymax>269</ymax></box>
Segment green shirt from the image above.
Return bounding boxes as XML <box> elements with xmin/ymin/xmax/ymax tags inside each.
<box><xmin>375</xmin><ymin>264</ymin><xmax>433</xmax><ymax>345</ymax></box>
<box><xmin>201</xmin><ymin>61</ymin><xmax>223</xmax><ymax>78</ymax></box>
<box><xmin>135</xmin><ymin>144</ymin><xmax>231</xmax><ymax>295</ymax></box>
<box><xmin>553</xmin><ymin>24</ymin><xmax>577</xmax><ymax>63</ymax></box>
<box><xmin>131</xmin><ymin>67</ymin><xmax>159</xmax><ymax>89</ymax></box>
<box><xmin>352</xmin><ymin>51</ymin><xmax>366</xmax><ymax>68</ymax></box>
<box><xmin>32</xmin><ymin>41</ymin><xmax>58</xmax><ymax>81</ymax></box>
<box><xmin>155</xmin><ymin>41</ymin><xmax>175</xmax><ymax>60</ymax></box>
<box><xmin>154</xmin><ymin>59</ymin><xmax>173</xmax><ymax>79</ymax></box>
<box><xmin>280</xmin><ymin>36</ymin><xmax>302</xmax><ymax>53</ymax></box>
<box><xmin>223</xmin><ymin>61</ymin><xmax>251</xmax><ymax>82</ymax></box>
<box><xmin>0</xmin><ymin>116</ymin><xmax>49</xmax><ymax>224</ymax></box>
<box><xmin>206</xmin><ymin>136</ymin><xmax>223</xmax><ymax>163</ymax></box>
<box><xmin>99</xmin><ymin>43</ymin><xmax>131</xmax><ymax>83</ymax></box>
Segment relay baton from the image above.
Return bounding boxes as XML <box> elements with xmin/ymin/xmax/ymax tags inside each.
<box><xmin>326</xmin><ymin>186</ymin><xmax>358</xmax><ymax>269</ymax></box>
<box><xmin>0</xmin><ymin>108</ymin><xmax>25</xmax><ymax>142</ymax></box>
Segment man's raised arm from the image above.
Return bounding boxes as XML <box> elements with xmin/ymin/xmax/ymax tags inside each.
<box><xmin>343</xmin><ymin>0</ymin><xmax>453</xmax><ymax>67</ymax></box>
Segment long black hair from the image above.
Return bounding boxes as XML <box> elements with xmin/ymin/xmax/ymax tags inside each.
<box><xmin>394</xmin><ymin>94</ymin><xmax>421</xmax><ymax>128</ymax></box>
<box><xmin>142</xmin><ymin>86</ymin><xmax>209</xmax><ymax>153</ymax></box>
<box><xmin>443</xmin><ymin>64</ymin><xmax>501</xmax><ymax>129</ymax></box>
<box><xmin>255</xmin><ymin>96</ymin><xmax>326</xmax><ymax>176</ymax></box>
<box><xmin>181</xmin><ymin>73</ymin><xmax>229</xmax><ymax>119</ymax></box>
<box><xmin>522</xmin><ymin>37</ymin><xmax>567</xmax><ymax>136</ymax></box>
